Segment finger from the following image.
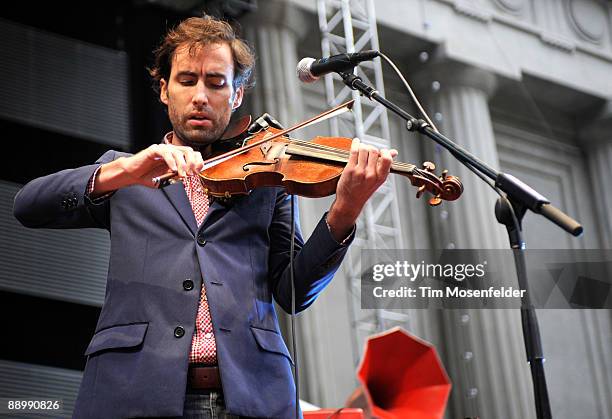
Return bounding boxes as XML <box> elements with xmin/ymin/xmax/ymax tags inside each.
<box><xmin>377</xmin><ymin>148</ymin><xmax>394</xmax><ymax>179</ymax></box>
<box><xmin>357</xmin><ymin>143</ymin><xmax>372</xmax><ymax>171</ymax></box>
<box><xmin>390</xmin><ymin>148</ymin><xmax>398</xmax><ymax>158</ymax></box>
<box><xmin>168</xmin><ymin>148</ymin><xmax>188</xmax><ymax>177</ymax></box>
<box><xmin>149</xmin><ymin>144</ymin><xmax>176</xmax><ymax>168</ymax></box>
<box><xmin>174</xmin><ymin>145</ymin><xmax>196</xmax><ymax>153</ymax></box>
<box><xmin>147</xmin><ymin>144</ymin><xmax>167</xmax><ymax>163</ymax></box>
<box><xmin>176</xmin><ymin>150</ymin><xmax>190</xmax><ymax>178</ymax></box>
<box><xmin>183</xmin><ymin>150</ymin><xmax>200</xmax><ymax>175</ymax></box>
<box><xmin>347</xmin><ymin>138</ymin><xmax>360</xmax><ymax>168</ymax></box>
<box><xmin>364</xmin><ymin>145</ymin><xmax>379</xmax><ymax>178</ymax></box>
<box><xmin>194</xmin><ymin>152</ymin><xmax>204</xmax><ymax>172</ymax></box>
<box><xmin>158</xmin><ymin>149</ymin><xmax>178</xmax><ymax>173</ymax></box>
<box><xmin>166</xmin><ymin>144</ymin><xmax>199</xmax><ymax>175</ymax></box>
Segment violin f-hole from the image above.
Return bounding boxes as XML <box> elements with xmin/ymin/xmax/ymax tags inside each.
<box><xmin>243</xmin><ymin>158</ymin><xmax>280</xmax><ymax>171</ymax></box>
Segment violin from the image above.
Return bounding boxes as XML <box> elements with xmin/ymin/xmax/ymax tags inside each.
<box><xmin>154</xmin><ymin>100</ymin><xmax>463</xmax><ymax>206</ymax></box>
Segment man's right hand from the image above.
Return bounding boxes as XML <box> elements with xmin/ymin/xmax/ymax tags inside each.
<box><xmin>92</xmin><ymin>144</ymin><xmax>205</xmax><ymax>197</ymax></box>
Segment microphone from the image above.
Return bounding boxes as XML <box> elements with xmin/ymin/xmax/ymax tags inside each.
<box><xmin>296</xmin><ymin>50</ymin><xmax>379</xmax><ymax>83</ymax></box>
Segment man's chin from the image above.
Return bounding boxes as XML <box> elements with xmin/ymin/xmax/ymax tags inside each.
<box><xmin>176</xmin><ymin>129</ymin><xmax>219</xmax><ymax>148</ymax></box>
<box><xmin>186</xmin><ymin>136</ymin><xmax>216</xmax><ymax>146</ymax></box>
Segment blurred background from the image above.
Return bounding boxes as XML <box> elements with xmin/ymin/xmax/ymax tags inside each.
<box><xmin>1</xmin><ymin>0</ymin><xmax>611</xmax><ymax>418</ymax></box>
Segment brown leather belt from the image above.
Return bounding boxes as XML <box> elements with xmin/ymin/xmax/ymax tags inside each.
<box><xmin>187</xmin><ymin>365</ymin><xmax>221</xmax><ymax>390</ymax></box>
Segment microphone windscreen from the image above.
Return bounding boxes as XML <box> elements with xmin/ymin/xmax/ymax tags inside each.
<box><xmin>296</xmin><ymin>57</ymin><xmax>318</xmax><ymax>83</ymax></box>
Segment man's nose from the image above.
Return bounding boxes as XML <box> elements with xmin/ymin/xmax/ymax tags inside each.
<box><xmin>192</xmin><ymin>81</ymin><xmax>209</xmax><ymax>106</ymax></box>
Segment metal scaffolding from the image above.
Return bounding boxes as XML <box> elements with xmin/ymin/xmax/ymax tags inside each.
<box><xmin>316</xmin><ymin>0</ymin><xmax>411</xmax><ymax>365</ymax></box>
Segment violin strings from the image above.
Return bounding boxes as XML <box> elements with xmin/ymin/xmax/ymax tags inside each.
<box><xmin>288</xmin><ymin>138</ymin><xmax>416</xmax><ymax>170</ymax></box>
<box><xmin>291</xmin><ymin>143</ymin><xmax>420</xmax><ymax>173</ymax></box>
<box><xmin>286</xmin><ymin>139</ymin><xmax>418</xmax><ymax>173</ymax></box>
<box><xmin>286</xmin><ymin>137</ymin><xmax>349</xmax><ymax>155</ymax></box>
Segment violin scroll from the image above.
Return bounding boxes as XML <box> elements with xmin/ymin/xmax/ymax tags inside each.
<box><xmin>409</xmin><ymin>162</ymin><xmax>463</xmax><ymax>206</ymax></box>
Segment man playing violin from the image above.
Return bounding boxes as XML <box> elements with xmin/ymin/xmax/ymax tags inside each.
<box><xmin>14</xmin><ymin>15</ymin><xmax>396</xmax><ymax>419</ymax></box>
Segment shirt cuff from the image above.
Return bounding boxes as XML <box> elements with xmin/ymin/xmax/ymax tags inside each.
<box><xmin>86</xmin><ymin>166</ymin><xmax>115</xmax><ymax>204</ymax></box>
<box><xmin>324</xmin><ymin>213</ymin><xmax>355</xmax><ymax>246</ymax></box>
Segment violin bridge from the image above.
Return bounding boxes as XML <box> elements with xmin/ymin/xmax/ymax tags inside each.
<box><xmin>259</xmin><ymin>140</ymin><xmax>271</xmax><ymax>156</ymax></box>
<box><xmin>242</xmin><ymin>142</ymin><xmax>286</xmax><ymax>171</ymax></box>
<box><xmin>261</xmin><ymin>142</ymin><xmax>287</xmax><ymax>161</ymax></box>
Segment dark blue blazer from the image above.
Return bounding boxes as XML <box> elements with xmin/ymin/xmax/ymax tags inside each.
<box><xmin>13</xmin><ymin>150</ymin><xmax>351</xmax><ymax>418</ymax></box>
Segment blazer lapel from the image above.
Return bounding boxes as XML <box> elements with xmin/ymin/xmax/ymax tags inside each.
<box><xmin>162</xmin><ymin>181</ymin><xmax>197</xmax><ymax>236</ymax></box>
<box><xmin>198</xmin><ymin>197</ymin><xmax>227</xmax><ymax>234</ymax></box>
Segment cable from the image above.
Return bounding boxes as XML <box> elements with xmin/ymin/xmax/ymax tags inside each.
<box><xmin>289</xmin><ymin>193</ymin><xmax>300</xmax><ymax>419</ymax></box>
<box><xmin>379</xmin><ymin>52</ymin><xmax>439</xmax><ymax>133</ymax></box>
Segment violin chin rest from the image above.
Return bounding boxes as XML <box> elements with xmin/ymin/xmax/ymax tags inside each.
<box><xmin>221</xmin><ymin>115</ymin><xmax>252</xmax><ymax>140</ymax></box>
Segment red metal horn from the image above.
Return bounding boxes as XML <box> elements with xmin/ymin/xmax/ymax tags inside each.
<box><xmin>345</xmin><ymin>327</ymin><xmax>451</xmax><ymax>419</ymax></box>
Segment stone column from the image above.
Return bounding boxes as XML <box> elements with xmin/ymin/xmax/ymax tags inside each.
<box><xmin>241</xmin><ymin>3</ymin><xmax>354</xmax><ymax>409</ymax></box>
<box><xmin>418</xmin><ymin>63</ymin><xmax>506</xmax><ymax>249</ymax></box>
<box><xmin>415</xmin><ymin>62</ymin><xmax>535</xmax><ymax>419</ymax></box>
<box><xmin>241</xmin><ymin>0</ymin><xmax>307</xmax><ymax>127</ymax></box>
<box><xmin>577</xmin><ymin>105</ymin><xmax>612</xmax><ymax>419</ymax></box>
<box><xmin>586</xmin><ymin>141</ymin><xmax>612</xmax><ymax>249</ymax></box>
<box><xmin>581</xmin><ymin>102</ymin><xmax>612</xmax><ymax>249</ymax></box>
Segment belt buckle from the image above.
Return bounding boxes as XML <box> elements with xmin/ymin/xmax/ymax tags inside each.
<box><xmin>188</xmin><ymin>365</ymin><xmax>220</xmax><ymax>390</ymax></box>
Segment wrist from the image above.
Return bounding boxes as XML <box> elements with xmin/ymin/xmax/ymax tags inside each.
<box><xmin>93</xmin><ymin>157</ymin><xmax>131</xmax><ymax>196</ymax></box>
<box><xmin>330</xmin><ymin>197</ymin><xmax>362</xmax><ymax>220</ymax></box>
<box><xmin>327</xmin><ymin>198</ymin><xmax>361</xmax><ymax>242</ymax></box>
<box><xmin>325</xmin><ymin>213</ymin><xmax>354</xmax><ymax>245</ymax></box>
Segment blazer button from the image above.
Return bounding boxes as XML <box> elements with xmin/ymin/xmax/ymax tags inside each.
<box><xmin>174</xmin><ymin>326</ymin><xmax>185</xmax><ymax>338</ymax></box>
<box><xmin>183</xmin><ymin>279</ymin><xmax>194</xmax><ymax>291</ymax></box>
<box><xmin>197</xmin><ymin>236</ymin><xmax>206</xmax><ymax>246</ymax></box>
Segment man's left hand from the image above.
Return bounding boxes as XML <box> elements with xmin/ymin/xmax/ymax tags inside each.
<box><xmin>326</xmin><ymin>138</ymin><xmax>398</xmax><ymax>242</ymax></box>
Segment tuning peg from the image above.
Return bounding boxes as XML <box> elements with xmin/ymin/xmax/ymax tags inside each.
<box><xmin>422</xmin><ymin>161</ymin><xmax>436</xmax><ymax>172</ymax></box>
<box><xmin>428</xmin><ymin>195</ymin><xmax>442</xmax><ymax>206</ymax></box>
<box><xmin>441</xmin><ymin>169</ymin><xmax>448</xmax><ymax>180</ymax></box>
<box><xmin>416</xmin><ymin>185</ymin><xmax>426</xmax><ymax>199</ymax></box>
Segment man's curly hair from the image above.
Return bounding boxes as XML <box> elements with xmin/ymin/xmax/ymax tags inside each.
<box><xmin>149</xmin><ymin>16</ymin><xmax>255</xmax><ymax>94</ymax></box>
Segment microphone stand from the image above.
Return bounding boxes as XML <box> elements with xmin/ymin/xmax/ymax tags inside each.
<box><xmin>339</xmin><ymin>71</ymin><xmax>584</xmax><ymax>419</ymax></box>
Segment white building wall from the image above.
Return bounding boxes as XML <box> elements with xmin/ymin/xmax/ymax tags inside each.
<box><xmin>251</xmin><ymin>1</ymin><xmax>612</xmax><ymax>417</ymax></box>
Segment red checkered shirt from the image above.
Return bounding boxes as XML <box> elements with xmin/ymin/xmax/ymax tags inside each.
<box><xmin>163</xmin><ymin>133</ymin><xmax>217</xmax><ymax>364</ymax></box>
<box><xmin>182</xmin><ymin>173</ymin><xmax>217</xmax><ymax>365</ymax></box>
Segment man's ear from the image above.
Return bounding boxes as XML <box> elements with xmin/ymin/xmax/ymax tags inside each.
<box><xmin>160</xmin><ymin>79</ymin><xmax>169</xmax><ymax>105</ymax></box>
<box><xmin>231</xmin><ymin>85</ymin><xmax>244</xmax><ymax>110</ymax></box>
